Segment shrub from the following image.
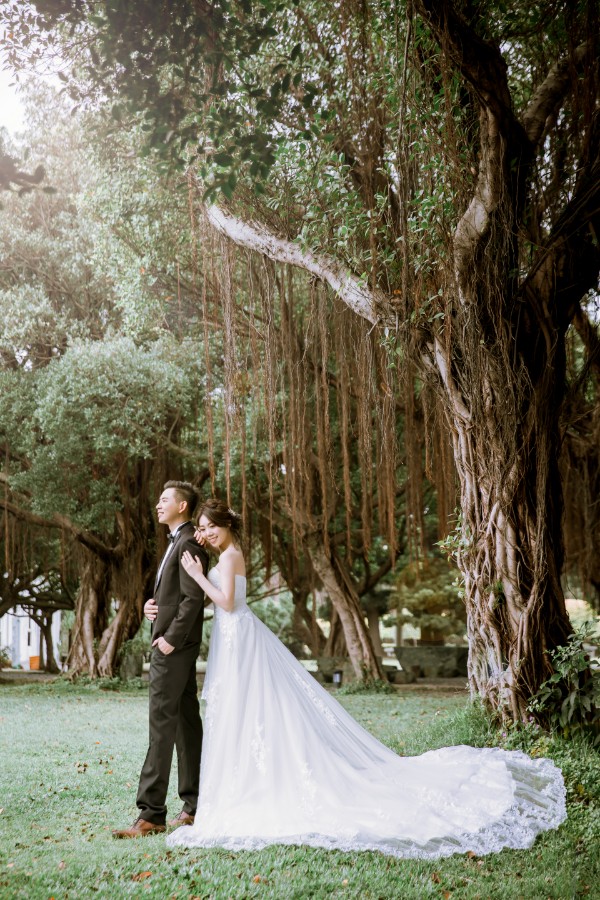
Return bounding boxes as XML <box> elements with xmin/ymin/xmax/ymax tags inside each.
<box><xmin>528</xmin><ymin>625</ymin><xmax>600</xmax><ymax>743</ymax></box>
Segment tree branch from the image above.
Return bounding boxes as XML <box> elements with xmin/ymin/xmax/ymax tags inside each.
<box><xmin>519</xmin><ymin>148</ymin><xmax>600</xmax><ymax>330</ymax></box>
<box><xmin>0</xmin><ymin>479</ymin><xmax>117</xmax><ymax>561</ymax></box>
<box><xmin>358</xmin><ymin>557</ymin><xmax>394</xmax><ymax>596</ymax></box>
<box><xmin>415</xmin><ymin>1</ymin><xmax>530</xmax><ymax>284</ymax></box>
<box><xmin>415</xmin><ymin>0</ymin><xmax>513</xmax><ymax>122</ymax></box>
<box><xmin>573</xmin><ymin>305</ymin><xmax>600</xmax><ymax>380</ymax></box>
<box><xmin>205</xmin><ymin>205</ymin><xmax>392</xmax><ymax>327</ymax></box>
<box><xmin>522</xmin><ymin>43</ymin><xmax>591</xmax><ymax>147</ymax></box>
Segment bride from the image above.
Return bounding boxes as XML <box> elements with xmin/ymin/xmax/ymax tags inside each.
<box><xmin>167</xmin><ymin>498</ymin><xmax>566</xmax><ymax>859</ymax></box>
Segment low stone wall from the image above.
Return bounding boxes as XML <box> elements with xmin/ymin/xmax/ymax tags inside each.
<box><xmin>316</xmin><ymin>656</ymin><xmax>417</xmax><ymax>685</ymax></box>
<box><xmin>394</xmin><ymin>645</ymin><xmax>468</xmax><ymax>678</ymax></box>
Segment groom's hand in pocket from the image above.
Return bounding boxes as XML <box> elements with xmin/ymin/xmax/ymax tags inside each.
<box><xmin>153</xmin><ymin>636</ymin><xmax>175</xmax><ymax>655</ymax></box>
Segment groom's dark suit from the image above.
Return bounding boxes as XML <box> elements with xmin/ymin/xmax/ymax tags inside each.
<box><xmin>136</xmin><ymin>521</ymin><xmax>209</xmax><ymax>825</ymax></box>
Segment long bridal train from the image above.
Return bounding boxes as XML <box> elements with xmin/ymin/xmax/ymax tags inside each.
<box><xmin>167</xmin><ymin>569</ymin><xmax>566</xmax><ymax>859</ymax></box>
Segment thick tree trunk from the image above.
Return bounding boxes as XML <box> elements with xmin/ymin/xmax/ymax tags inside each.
<box><xmin>444</xmin><ymin>354</ymin><xmax>572</xmax><ymax>720</ymax></box>
<box><xmin>415</xmin><ymin>0</ymin><xmax>598</xmax><ymax>726</ymax></box>
<box><xmin>366</xmin><ymin>607</ymin><xmax>385</xmax><ymax>658</ymax></box>
<box><xmin>38</xmin><ymin>615</ymin><xmax>60</xmax><ymax>673</ymax></box>
<box><xmin>308</xmin><ymin>541</ymin><xmax>384</xmax><ymax>680</ymax></box>
<box><xmin>97</xmin><ymin>540</ymin><xmax>153</xmax><ymax>677</ymax></box>
<box><xmin>290</xmin><ymin>589</ymin><xmax>326</xmax><ymax>657</ymax></box>
<box><xmin>67</xmin><ymin>554</ymin><xmax>111</xmax><ymax>677</ymax></box>
<box><xmin>323</xmin><ymin>606</ymin><xmax>348</xmax><ymax>657</ymax></box>
<box><xmin>97</xmin><ymin>595</ymin><xmax>139</xmax><ymax>677</ymax></box>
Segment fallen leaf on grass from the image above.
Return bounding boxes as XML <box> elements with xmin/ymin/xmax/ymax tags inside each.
<box><xmin>432</xmin><ymin>873</ymin><xmax>441</xmax><ymax>884</ymax></box>
<box><xmin>342</xmin><ymin>878</ymin><xmax>349</xmax><ymax>886</ymax></box>
<box><xmin>131</xmin><ymin>871</ymin><xmax>152</xmax><ymax>882</ymax></box>
<box><xmin>252</xmin><ymin>874</ymin><xmax>266</xmax><ymax>883</ymax></box>
<box><xmin>466</xmin><ymin>851</ymin><xmax>478</xmax><ymax>859</ymax></box>
<box><xmin>58</xmin><ymin>861</ymin><xmax>66</xmax><ymax>870</ymax></box>
<box><xmin>442</xmin><ymin>892</ymin><xmax>452</xmax><ymax>899</ymax></box>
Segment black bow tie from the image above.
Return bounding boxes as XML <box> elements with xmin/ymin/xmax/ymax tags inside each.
<box><xmin>168</xmin><ymin>532</ymin><xmax>177</xmax><ymax>543</ymax></box>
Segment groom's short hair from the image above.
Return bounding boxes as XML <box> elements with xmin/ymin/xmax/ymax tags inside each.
<box><xmin>163</xmin><ymin>480</ymin><xmax>199</xmax><ymax>517</ymax></box>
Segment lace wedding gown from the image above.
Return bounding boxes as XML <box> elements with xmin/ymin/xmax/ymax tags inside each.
<box><xmin>167</xmin><ymin>568</ymin><xmax>566</xmax><ymax>858</ymax></box>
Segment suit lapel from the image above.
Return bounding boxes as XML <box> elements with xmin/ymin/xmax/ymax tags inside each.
<box><xmin>154</xmin><ymin>523</ymin><xmax>191</xmax><ymax>593</ymax></box>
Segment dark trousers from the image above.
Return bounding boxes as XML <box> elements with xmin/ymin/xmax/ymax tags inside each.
<box><xmin>136</xmin><ymin>644</ymin><xmax>202</xmax><ymax>824</ymax></box>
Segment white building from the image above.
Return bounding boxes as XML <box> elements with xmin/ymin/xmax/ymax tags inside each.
<box><xmin>0</xmin><ymin>607</ymin><xmax>62</xmax><ymax>669</ymax></box>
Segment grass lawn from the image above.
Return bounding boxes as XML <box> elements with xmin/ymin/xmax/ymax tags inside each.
<box><xmin>0</xmin><ymin>678</ymin><xmax>597</xmax><ymax>899</ymax></box>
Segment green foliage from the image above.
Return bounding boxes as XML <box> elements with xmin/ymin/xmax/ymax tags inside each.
<box><xmin>1</xmin><ymin>335</ymin><xmax>202</xmax><ymax>531</ymax></box>
<box><xmin>63</xmin><ymin>672</ymin><xmax>148</xmax><ymax>692</ymax></box>
<box><xmin>0</xmin><ymin>646</ymin><xmax>12</xmax><ymax>669</ymax></box>
<box><xmin>436</xmin><ymin>511</ymin><xmax>472</xmax><ymax>602</ymax></box>
<box><xmin>117</xmin><ymin>625</ymin><xmax>151</xmax><ymax>678</ymax></box>
<box><xmin>5</xmin><ymin>0</ymin><xmax>305</xmax><ymax>193</ymax></box>
<box><xmin>339</xmin><ymin>677</ymin><xmax>394</xmax><ymax>696</ymax></box>
<box><xmin>528</xmin><ymin>625</ymin><xmax>600</xmax><ymax>742</ymax></box>
<box><xmin>392</xmin><ymin>555</ymin><xmax>466</xmax><ymax>643</ymax></box>
<box><xmin>251</xmin><ymin>592</ymin><xmax>298</xmax><ymax>651</ymax></box>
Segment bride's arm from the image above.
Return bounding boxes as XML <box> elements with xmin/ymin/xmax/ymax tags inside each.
<box><xmin>181</xmin><ymin>550</ymin><xmax>235</xmax><ymax>612</ymax></box>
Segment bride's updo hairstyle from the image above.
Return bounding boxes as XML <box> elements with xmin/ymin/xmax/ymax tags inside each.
<box><xmin>197</xmin><ymin>498</ymin><xmax>243</xmax><ymax>544</ymax></box>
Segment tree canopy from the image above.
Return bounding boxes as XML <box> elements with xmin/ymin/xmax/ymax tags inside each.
<box><xmin>1</xmin><ymin>1</ymin><xmax>599</xmax><ymax>719</ymax></box>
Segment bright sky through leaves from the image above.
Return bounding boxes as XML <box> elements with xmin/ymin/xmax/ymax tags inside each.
<box><xmin>0</xmin><ymin>65</ymin><xmax>25</xmax><ymax>134</ymax></box>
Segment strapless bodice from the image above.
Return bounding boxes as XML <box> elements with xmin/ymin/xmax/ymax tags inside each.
<box><xmin>207</xmin><ymin>566</ymin><xmax>248</xmax><ymax>614</ymax></box>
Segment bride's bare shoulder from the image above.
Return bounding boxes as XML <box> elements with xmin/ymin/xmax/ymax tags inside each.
<box><xmin>219</xmin><ymin>547</ymin><xmax>246</xmax><ymax>578</ymax></box>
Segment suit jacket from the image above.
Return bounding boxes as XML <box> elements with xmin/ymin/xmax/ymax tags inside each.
<box><xmin>153</xmin><ymin>521</ymin><xmax>209</xmax><ymax>650</ymax></box>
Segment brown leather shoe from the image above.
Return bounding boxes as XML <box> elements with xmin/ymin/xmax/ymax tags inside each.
<box><xmin>168</xmin><ymin>809</ymin><xmax>195</xmax><ymax>827</ymax></box>
<box><xmin>112</xmin><ymin>817</ymin><xmax>166</xmax><ymax>839</ymax></box>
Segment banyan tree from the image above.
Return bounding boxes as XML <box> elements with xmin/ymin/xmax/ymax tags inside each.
<box><xmin>5</xmin><ymin>0</ymin><xmax>600</xmax><ymax>718</ymax></box>
<box><xmin>203</xmin><ymin>2</ymin><xmax>600</xmax><ymax>719</ymax></box>
<box><xmin>0</xmin><ymin>338</ymin><xmax>207</xmax><ymax>676</ymax></box>
<box><xmin>0</xmin><ymin>111</ymin><xmax>213</xmax><ymax>675</ymax></box>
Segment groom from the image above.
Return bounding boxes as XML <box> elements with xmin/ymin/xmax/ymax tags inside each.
<box><xmin>113</xmin><ymin>480</ymin><xmax>209</xmax><ymax>838</ymax></box>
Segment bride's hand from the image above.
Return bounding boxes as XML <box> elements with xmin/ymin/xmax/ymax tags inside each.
<box><xmin>194</xmin><ymin>528</ymin><xmax>205</xmax><ymax>546</ymax></box>
<box><xmin>181</xmin><ymin>550</ymin><xmax>205</xmax><ymax>579</ymax></box>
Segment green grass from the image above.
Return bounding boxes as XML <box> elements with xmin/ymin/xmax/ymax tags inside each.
<box><xmin>0</xmin><ymin>679</ymin><xmax>597</xmax><ymax>899</ymax></box>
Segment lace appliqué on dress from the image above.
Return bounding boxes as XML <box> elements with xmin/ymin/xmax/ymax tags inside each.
<box><xmin>292</xmin><ymin>669</ymin><xmax>338</xmax><ymax>727</ymax></box>
<box><xmin>250</xmin><ymin>724</ymin><xmax>267</xmax><ymax>775</ymax></box>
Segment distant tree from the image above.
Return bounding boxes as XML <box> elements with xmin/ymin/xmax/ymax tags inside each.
<box><xmin>0</xmin><ymin>97</ymin><xmax>209</xmax><ymax>675</ymax></box>
<box><xmin>394</xmin><ymin>556</ymin><xmax>466</xmax><ymax>647</ymax></box>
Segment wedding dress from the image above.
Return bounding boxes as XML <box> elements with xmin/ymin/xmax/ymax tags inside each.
<box><xmin>167</xmin><ymin>568</ymin><xmax>566</xmax><ymax>859</ymax></box>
